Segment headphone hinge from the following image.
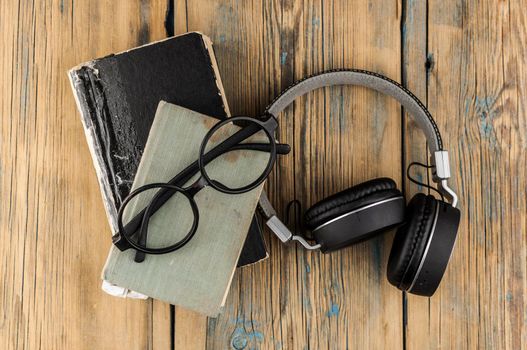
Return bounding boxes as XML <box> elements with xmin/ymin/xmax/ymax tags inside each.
<box><xmin>431</xmin><ymin>150</ymin><xmax>451</xmax><ymax>181</ymax></box>
<box><xmin>266</xmin><ymin>216</ymin><xmax>293</xmax><ymax>243</ymax></box>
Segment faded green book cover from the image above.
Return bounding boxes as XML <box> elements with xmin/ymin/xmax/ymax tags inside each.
<box><xmin>102</xmin><ymin>102</ymin><xmax>267</xmax><ymax>316</ymax></box>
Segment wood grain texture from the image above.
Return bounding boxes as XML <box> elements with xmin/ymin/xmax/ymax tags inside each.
<box><xmin>3</xmin><ymin>0</ymin><xmax>526</xmax><ymax>349</ymax></box>
<box><xmin>400</xmin><ymin>0</ymin><xmax>432</xmax><ymax>347</ymax></box>
<box><xmin>174</xmin><ymin>0</ymin><xmax>526</xmax><ymax>349</ymax></box>
<box><xmin>176</xmin><ymin>1</ymin><xmax>404</xmax><ymax>349</ymax></box>
<box><xmin>406</xmin><ymin>0</ymin><xmax>527</xmax><ymax>349</ymax></box>
<box><xmin>0</xmin><ymin>0</ymin><xmax>171</xmax><ymax>349</ymax></box>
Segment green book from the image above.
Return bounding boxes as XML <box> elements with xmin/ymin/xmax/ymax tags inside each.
<box><xmin>102</xmin><ymin>102</ymin><xmax>267</xmax><ymax>316</ymax></box>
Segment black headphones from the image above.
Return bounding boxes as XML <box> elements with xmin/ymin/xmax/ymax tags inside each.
<box><xmin>258</xmin><ymin>69</ymin><xmax>461</xmax><ymax>297</ymax></box>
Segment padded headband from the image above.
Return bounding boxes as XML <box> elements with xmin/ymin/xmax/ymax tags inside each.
<box><xmin>265</xmin><ymin>69</ymin><xmax>443</xmax><ymax>153</ymax></box>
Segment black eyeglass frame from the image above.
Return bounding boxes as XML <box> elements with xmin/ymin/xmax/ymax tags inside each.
<box><xmin>116</xmin><ymin>183</ymin><xmax>200</xmax><ymax>254</ymax></box>
<box><xmin>112</xmin><ymin>114</ymin><xmax>282</xmax><ymax>256</ymax></box>
<box><xmin>198</xmin><ymin>115</ymin><xmax>278</xmax><ymax>194</ymax></box>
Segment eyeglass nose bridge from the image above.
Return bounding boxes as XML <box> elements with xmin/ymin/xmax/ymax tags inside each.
<box><xmin>186</xmin><ymin>175</ymin><xmax>209</xmax><ymax>197</ymax></box>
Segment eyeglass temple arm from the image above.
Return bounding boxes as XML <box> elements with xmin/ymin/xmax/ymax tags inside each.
<box><xmin>229</xmin><ymin>143</ymin><xmax>290</xmax><ymax>154</ymax></box>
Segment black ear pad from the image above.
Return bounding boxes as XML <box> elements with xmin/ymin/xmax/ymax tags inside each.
<box><xmin>387</xmin><ymin>194</ymin><xmax>460</xmax><ymax>296</ymax></box>
<box><xmin>387</xmin><ymin>194</ymin><xmax>436</xmax><ymax>290</ymax></box>
<box><xmin>304</xmin><ymin>178</ymin><xmax>405</xmax><ymax>252</ymax></box>
<box><xmin>304</xmin><ymin>178</ymin><xmax>402</xmax><ymax>230</ymax></box>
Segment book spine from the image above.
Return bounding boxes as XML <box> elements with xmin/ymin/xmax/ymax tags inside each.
<box><xmin>200</xmin><ymin>33</ymin><xmax>231</xmax><ymax>117</ymax></box>
<box><xmin>69</xmin><ymin>67</ymin><xmax>141</xmax><ymax>299</ymax></box>
<box><xmin>68</xmin><ymin>67</ymin><xmax>119</xmax><ymax>233</ymax></box>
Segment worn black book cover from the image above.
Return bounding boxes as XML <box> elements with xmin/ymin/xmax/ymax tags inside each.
<box><xmin>68</xmin><ymin>32</ymin><xmax>267</xmax><ymax>268</ymax></box>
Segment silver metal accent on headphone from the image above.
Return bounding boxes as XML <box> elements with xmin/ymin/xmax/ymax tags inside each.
<box><xmin>291</xmin><ymin>235</ymin><xmax>321</xmax><ymax>250</ymax></box>
<box><xmin>260</xmin><ymin>192</ymin><xmax>321</xmax><ymax>248</ymax></box>
<box><xmin>440</xmin><ymin>180</ymin><xmax>458</xmax><ymax>208</ymax></box>
<box><xmin>432</xmin><ymin>151</ymin><xmax>451</xmax><ymax>180</ymax></box>
<box><xmin>430</xmin><ymin>150</ymin><xmax>458</xmax><ymax>207</ymax></box>
<box><xmin>312</xmin><ymin>196</ymin><xmax>405</xmax><ymax>232</ymax></box>
<box><xmin>408</xmin><ymin>203</ymin><xmax>440</xmax><ymax>292</ymax></box>
<box><xmin>266</xmin><ymin>215</ymin><xmax>321</xmax><ymax>250</ymax></box>
<box><xmin>266</xmin><ymin>216</ymin><xmax>293</xmax><ymax>242</ymax></box>
<box><xmin>258</xmin><ymin>191</ymin><xmax>277</xmax><ymax>220</ymax></box>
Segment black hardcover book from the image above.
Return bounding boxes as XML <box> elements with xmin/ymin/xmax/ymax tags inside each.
<box><xmin>69</xmin><ymin>32</ymin><xmax>267</xmax><ymax>268</ymax></box>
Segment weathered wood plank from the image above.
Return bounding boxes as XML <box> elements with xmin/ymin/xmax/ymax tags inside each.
<box><xmin>401</xmin><ymin>0</ymin><xmax>429</xmax><ymax>194</ymax></box>
<box><xmin>400</xmin><ymin>0</ymin><xmax>434</xmax><ymax>347</ymax></box>
<box><xmin>151</xmin><ymin>300</ymin><xmax>173</xmax><ymax>350</ymax></box>
<box><xmin>406</xmin><ymin>0</ymin><xmax>527</xmax><ymax>349</ymax></box>
<box><xmin>176</xmin><ymin>1</ymin><xmax>404</xmax><ymax>348</ymax></box>
<box><xmin>174</xmin><ymin>307</ymin><xmax>207</xmax><ymax>349</ymax></box>
<box><xmin>0</xmin><ymin>1</ymin><xmax>172</xmax><ymax>349</ymax></box>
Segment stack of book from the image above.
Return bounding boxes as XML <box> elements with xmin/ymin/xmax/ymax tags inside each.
<box><xmin>69</xmin><ymin>32</ymin><xmax>268</xmax><ymax>316</ymax></box>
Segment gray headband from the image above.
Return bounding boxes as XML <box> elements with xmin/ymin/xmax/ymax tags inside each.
<box><xmin>265</xmin><ymin>69</ymin><xmax>443</xmax><ymax>153</ymax></box>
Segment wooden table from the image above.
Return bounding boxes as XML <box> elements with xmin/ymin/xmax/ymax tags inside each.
<box><xmin>2</xmin><ymin>1</ymin><xmax>525</xmax><ymax>349</ymax></box>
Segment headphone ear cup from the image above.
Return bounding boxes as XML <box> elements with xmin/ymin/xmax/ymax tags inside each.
<box><xmin>304</xmin><ymin>178</ymin><xmax>405</xmax><ymax>252</ymax></box>
<box><xmin>387</xmin><ymin>194</ymin><xmax>436</xmax><ymax>290</ymax></box>
<box><xmin>304</xmin><ymin>178</ymin><xmax>400</xmax><ymax>229</ymax></box>
<box><xmin>387</xmin><ymin>194</ymin><xmax>460</xmax><ymax>296</ymax></box>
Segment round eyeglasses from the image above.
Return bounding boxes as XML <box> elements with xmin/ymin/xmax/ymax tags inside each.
<box><xmin>112</xmin><ymin>114</ymin><xmax>289</xmax><ymax>260</ymax></box>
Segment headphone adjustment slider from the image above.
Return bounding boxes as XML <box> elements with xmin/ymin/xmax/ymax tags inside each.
<box><xmin>266</xmin><ymin>216</ymin><xmax>293</xmax><ymax>243</ymax></box>
<box><xmin>266</xmin><ymin>216</ymin><xmax>322</xmax><ymax>250</ymax></box>
<box><xmin>432</xmin><ymin>151</ymin><xmax>459</xmax><ymax>208</ymax></box>
<box><xmin>432</xmin><ymin>151</ymin><xmax>451</xmax><ymax>180</ymax></box>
